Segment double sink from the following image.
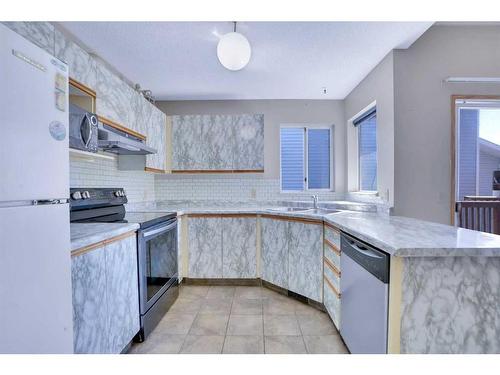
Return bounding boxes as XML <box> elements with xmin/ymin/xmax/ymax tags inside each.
<box><xmin>268</xmin><ymin>206</ymin><xmax>341</xmax><ymax>215</ymax></box>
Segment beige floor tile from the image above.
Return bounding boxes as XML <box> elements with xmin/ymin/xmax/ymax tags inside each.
<box><xmin>156</xmin><ymin>313</ymin><xmax>197</xmax><ymax>335</ymax></box>
<box><xmin>179</xmin><ymin>285</ymin><xmax>209</xmax><ymax>299</ymax></box>
<box><xmin>234</xmin><ymin>286</ymin><xmax>262</xmax><ymax>299</ymax></box>
<box><xmin>261</xmin><ymin>287</ymin><xmax>288</xmax><ymax>300</ymax></box>
<box><xmin>199</xmin><ymin>298</ymin><xmax>233</xmax><ymax>314</ymax></box>
<box><xmin>296</xmin><ymin>313</ymin><xmax>337</xmax><ymax>335</ymax></box>
<box><xmin>231</xmin><ymin>298</ymin><xmax>263</xmax><ymax>315</ymax></box>
<box><xmin>223</xmin><ymin>335</ymin><xmax>264</xmax><ymax>354</ymax></box>
<box><xmin>189</xmin><ymin>313</ymin><xmax>229</xmax><ymax>335</ymax></box>
<box><xmin>264</xmin><ymin>335</ymin><xmax>307</xmax><ymax>354</ymax></box>
<box><xmin>294</xmin><ymin>301</ymin><xmax>324</xmax><ymax>316</ymax></box>
<box><xmin>169</xmin><ymin>297</ymin><xmax>204</xmax><ymax>314</ymax></box>
<box><xmin>129</xmin><ymin>333</ymin><xmax>186</xmax><ymax>354</ymax></box>
<box><xmin>180</xmin><ymin>335</ymin><xmax>225</xmax><ymax>354</ymax></box>
<box><xmin>303</xmin><ymin>335</ymin><xmax>349</xmax><ymax>354</ymax></box>
<box><xmin>264</xmin><ymin>314</ymin><xmax>301</xmax><ymax>336</ymax></box>
<box><xmin>226</xmin><ymin>314</ymin><xmax>263</xmax><ymax>336</ymax></box>
<box><xmin>206</xmin><ymin>286</ymin><xmax>235</xmax><ymax>299</ymax></box>
<box><xmin>263</xmin><ymin>298</ymin><xmax>297</xmax><ymax>315</ymax></box>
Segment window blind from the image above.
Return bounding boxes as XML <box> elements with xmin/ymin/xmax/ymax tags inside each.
<box><xmin>358</xmin><ymin>112</ymin><xmax>377</xmax><ymax>191</ymax></box>
<box><xmin>307</xmin><ymin>129</ymin><xmax>331</xmax><ymax>189</ymax></box>
<box><xmin>281</xmin><ymin>128</ymin><xmax>304</xmax><ymax>191</ymax></box>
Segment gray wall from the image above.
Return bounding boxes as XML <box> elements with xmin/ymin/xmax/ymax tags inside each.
<box><xmin>344</xmin><ymin>52</ymin><xmax>395</xmax><ymax>206</ymax></box>
<box><xmin>158</xmin><ymin>100</ymin><xmax>346</xmax><ymax>193</ymax></box>
<box><xmin>393</xmin><ymin>24</ymin><xmax>500</xmax><ymax>224</ymax></box>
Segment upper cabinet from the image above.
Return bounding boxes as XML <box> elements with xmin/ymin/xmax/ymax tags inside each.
<box><xmin>55</xmin><ymin>29</ymin><xmax>97</xmax><ymax>91</ymax></box>
<box><xmin>2</xmin><ymin>22</ymin><xmax>55</xmax><ymax>54</ymax></box>
<box><xmin>171</xmin><ymin>114</ymin><xmax>264</xmax><ymax>172</ymax></box>
<box><xmin>145</xmin><ymin>102</ymin><xmax>167</xmax><ymax>172</ymax></box>
<box><xmin>95</xmin><ymin>63</ymin><xmax>138</xmax><ymax>130</ymax></box>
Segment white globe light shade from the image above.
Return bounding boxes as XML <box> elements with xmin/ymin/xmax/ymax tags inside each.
<box><xmin>217</xmin><ymin>32</ymin><xmax>251</xmax><ymax>71</ymax></box>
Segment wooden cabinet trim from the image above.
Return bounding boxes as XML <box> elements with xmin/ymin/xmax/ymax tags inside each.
<box><xmin>324</xmin><ymin>222</ymin><xmax>340</xmax><ymax>233</ymax></box>
<box><xmin>324</xmin><ymin>275</ymin><xmax>341</xmax><ymax>299</ymax></box>
<box><xmin>69</xmin><ymin>78</ymin><xmax>96</xmax><ymax>98</ymax></box>
<box><xmin>171</xmin><ymin>169</ymin><xmax>264</xmax><ymax>174</ymax></box>
<box><xmin>97</xmin><ymin>115</ymin><xmax>147</xmax><ymax>141</ymax></box>
<box><xmin>71</xmin><ymin>231</ymin><xmax>136</xmax><ymax>257</ymax></box>
<box><xmin>324</xmin><ymin>239</ymin><xmax>341</xmax><ymax>255</ymax></box>
<box><xmin>144</xmin><ymin>167</ymin><xmax>165</xmax><ymax>174</ymax></box>
<box><xmin>324</xmin><ymin>257</ymin><xmax>341</xmax><ymax>277</ymax></box>
<box><xmin>261</xmin><ymin>214</ymin><xmax>323</xmax><ymax>225</ymax></box>
<box><xmin>188</xmin><ymin>213</ymin><xmax>257</xmax><ymax>218</ymax></box>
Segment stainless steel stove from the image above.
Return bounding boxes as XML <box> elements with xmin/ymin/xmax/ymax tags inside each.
<box><xmin>70</xmin><ymin>188</ymin><xmax>179</xmax><ymax>342</ymax></box>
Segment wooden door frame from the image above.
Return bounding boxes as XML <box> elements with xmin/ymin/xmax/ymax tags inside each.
<box><xmin>450</xmin><ymin>95</ymin><xmax>500</xmax><ymax>225</ymax></box>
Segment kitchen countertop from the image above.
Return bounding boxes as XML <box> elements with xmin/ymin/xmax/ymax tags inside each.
<box><xmin>127</xmin><ymin>200</ymin><xmax>500</xmax><ymax>257</ymax></box>
<box><xmin>70</xmin><ymin>223</ymin><xmax>140</xmax><ymax>251</ymax></box>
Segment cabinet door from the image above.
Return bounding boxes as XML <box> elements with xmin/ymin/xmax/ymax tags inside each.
<box><xmin>105</xmin><ymin>235</ymin><xmax>140</xmax><ymax>354</ymax></box>
<box><xmin>222</xmin><ymin>217</ymin><xmax>257</xmax><ymax>278</ymax></box>
<box><xmin>71</xmin><ymin>248</ymin><xmax>108</xmax><ymax>354</ymax></box>
<box><xmin>188</xmin><ymin>217</ymin><xmax>222</xmax><ymax>278</ymax></box>
<box><xmin>96</xmin><ymin>62</ymin><xmax>137</xmax><ymax>130</ymax></box>
<box><xmin>54</xmin><ymin>29</ymin><xmax>97</xmax><ymax>90</ymax></box>
<box><xmin>261</xmin><ymin>217</ymin><xmax>289</xmax><ymax>289</ymax></box>
<box><xmin>232</xmin><ymin>114</ymin><xmax>264</xmax><ymax>170</ymax></box>
<box><xmin>145</xmin><ymin>106</ymin><xmax>166</xmax><ymax>171</ymax></box>
<box><xmin>288</xmin><ymin>221</ymin><xmax>323</xmax><ymax>302</ymax></box>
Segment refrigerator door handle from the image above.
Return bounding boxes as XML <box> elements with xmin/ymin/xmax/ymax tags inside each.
<box><xmin>32</xmin><ymin>199</ymin><xmax>69</xmax><ymax>205</ymax></box>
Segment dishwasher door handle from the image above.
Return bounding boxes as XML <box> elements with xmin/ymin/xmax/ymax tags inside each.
<box><xmin>347</xmin><ymin>240</ymin><xmax>384</xmax><ymax>259</ymax></box>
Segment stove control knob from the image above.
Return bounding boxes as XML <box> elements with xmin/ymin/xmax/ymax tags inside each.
<box><xmin>82</xmin><ymin>191</ymin><xmax>90</xmax><ymax>199</ymax></box>
<box><xmin>71</xmin><ymin>191</ymin><xmax>82</xmax><ymax>200</ymax></box>
<box><xmin>114</xmin><ymin>191</ymin><xmax>121</xmax><ymax>197</ymax></box>
<box><xmin>121</xmin><ymin>190</ymin><xmax>126</xmax><ymax>197</ymax></box>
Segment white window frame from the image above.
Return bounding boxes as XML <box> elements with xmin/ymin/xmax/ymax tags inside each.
<box><xmin>279</xmin><ymin>123</ymin><xmax>334</xmax><ymax>193</ymax></box>
<box><xmin>353</xmin><ymin>106</ymin><xmax>378</xmax><ymax>193</ymax></box>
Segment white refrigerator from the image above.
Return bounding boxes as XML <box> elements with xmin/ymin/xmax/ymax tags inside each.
<box><xmin>0</xmin><ymin>24</ymin><xmax>74</xmax><ymax>353</ymax></box>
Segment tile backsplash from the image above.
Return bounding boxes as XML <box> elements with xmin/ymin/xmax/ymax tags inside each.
<box><xmin>70</xmin><ymin>156</ymin><xmax>156</xmax><ymax>203</ymax></box>
<box><xmin>154</xmin><ymin>174</ymin><xmax>341</xmax><ymax>201</ymax></box>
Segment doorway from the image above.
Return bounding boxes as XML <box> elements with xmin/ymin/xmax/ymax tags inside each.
<box><xmin>451</xmin><ymin>96</ymin><xmax>500</xmax><ymax>233</ymax></box>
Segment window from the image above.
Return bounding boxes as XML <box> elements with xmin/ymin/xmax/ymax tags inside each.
<box><xmin>280</xmin><ymin>126</ymin><xmax>332</xmax><ymax>191</ymax></box>
<box><xmin>354</xmin><ymin>108</ymin><xmax>377</xmax><ymax>191</ymax></box>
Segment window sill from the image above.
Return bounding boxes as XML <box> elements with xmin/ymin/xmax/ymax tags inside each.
<box><xmin>350</xmin><ymin>191</ymin><xmax>379</xmax><ymax>196</ymax></box>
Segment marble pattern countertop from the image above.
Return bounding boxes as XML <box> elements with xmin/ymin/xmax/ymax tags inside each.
<box><xmin>126</xmin><ymin>200</ymin><xmax>500</xmax><ymax>257</ymax></box>
<box><xmin>70</xmin><ymin>223</ymin><xmax>140</xmax><ymax>251</ymax></box>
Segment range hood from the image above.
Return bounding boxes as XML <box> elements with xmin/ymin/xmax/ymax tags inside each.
<box><xmin>98</xmin><ymin>123</ymin><xmax>156</xmax><ymax>155</ymax></box>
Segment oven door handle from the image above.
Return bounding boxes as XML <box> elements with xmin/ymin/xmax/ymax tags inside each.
<box><xmin>142</xmin><ymin>222</ymin><xmax>176</xmax><ymax>238</ymax></box>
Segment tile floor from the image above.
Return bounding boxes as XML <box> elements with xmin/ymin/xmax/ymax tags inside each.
<box><xmin>128</xmin><ymin>285</ymin><xmax>349</xmax><ymax>354</ymax></box>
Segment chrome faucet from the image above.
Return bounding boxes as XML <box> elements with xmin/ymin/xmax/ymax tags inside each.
<box><xmin>311</xmin><ymin>194</ymin><xmax>319</xmax><ymax>209</ymax></box>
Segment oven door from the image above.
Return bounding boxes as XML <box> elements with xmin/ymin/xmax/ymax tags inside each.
<box><xmin>137</xmin><ymin>218</ymin><xmax>178</xmax><ymax>314</ymax></box>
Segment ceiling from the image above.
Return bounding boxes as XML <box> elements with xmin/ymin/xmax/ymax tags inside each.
<box><xmin>59</xmin><ymin>22</ymin><xmax>433</xmax><ymax>101</ymax></box>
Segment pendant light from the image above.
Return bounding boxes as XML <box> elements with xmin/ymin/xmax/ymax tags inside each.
<box><xmin>217</xmin><ymin>22</ymin><xmax>251</xmax><ymax>71</ymax></box>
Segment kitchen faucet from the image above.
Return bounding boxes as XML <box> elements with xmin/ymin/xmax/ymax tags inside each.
<box><xmin>311</xmin><ymin>194</ymin><xmax>319</xmax><ymax>209</ymax></box>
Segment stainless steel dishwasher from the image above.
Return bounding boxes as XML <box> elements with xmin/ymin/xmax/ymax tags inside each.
<box><xmin>340</xmin><ymin>232</ymin><xmax>390</xmax><ymax>354</ymax></box>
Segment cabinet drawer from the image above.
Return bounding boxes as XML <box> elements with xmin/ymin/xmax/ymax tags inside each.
<box><xmin>324</xmin><ymin>258</ymin><xmax>341</xmax><ymax>292</ymax></box>
<box><xmin>324</xmin><ymin>240</ymin><xmax>341</xmax><ymax>269</ymax></box>
<box><xmin>323</xmin><ymin>276</ymin><xmax>341</xmax><ymax>330</ymax></box>
<box><xmin>324</xmin><ymin>224</ymin><xmax>340</xmax><ymax>248</ymax></box>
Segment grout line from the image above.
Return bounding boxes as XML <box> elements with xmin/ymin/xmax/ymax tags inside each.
<box><xmin>221</xmin><ymin>291</ymin><xmax>234</xmax><ymax>354</ymax></box>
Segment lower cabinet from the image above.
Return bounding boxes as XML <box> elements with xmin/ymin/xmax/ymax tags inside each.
<box><xmin>288</xmin><ymin>221</ymin><xmax>323</xmax><ymax>302</ymax></box>
<box><xmin>187</xmin><ymin>215</ymin><xmax>258</xmax><ymax>278</ymax></box>
<box><xmin>222</xmin><ymin>217</ymin><xmax>257</xmax><ymax>278</ymax></box>
<box><xmin>261</xmin><ymin>217</ymin><xmax>289</xmax><ymax>290</ymax></box>
<box><xmin>323</xmin><ymin>224</ymin><xmax>342</xmax><ymax>329</ymax></box>
<box><xmin>71</xmin><ymin>233</ymin><xmax>139</xmax><ymax>354</ymax></box>
<box><xmin>105</xmin><ymin>236</ymin><xmax>140</xmax><ymax>354</ymax></box>
<box><xmin>260</xmin><ymin>217</ymin><xmax>323</xmax><ymax>301</ymax></box>
<box><xmin>187</xmin><ymin>217</ymin><xmax>223</xmax><ymax>278</ymax></box>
